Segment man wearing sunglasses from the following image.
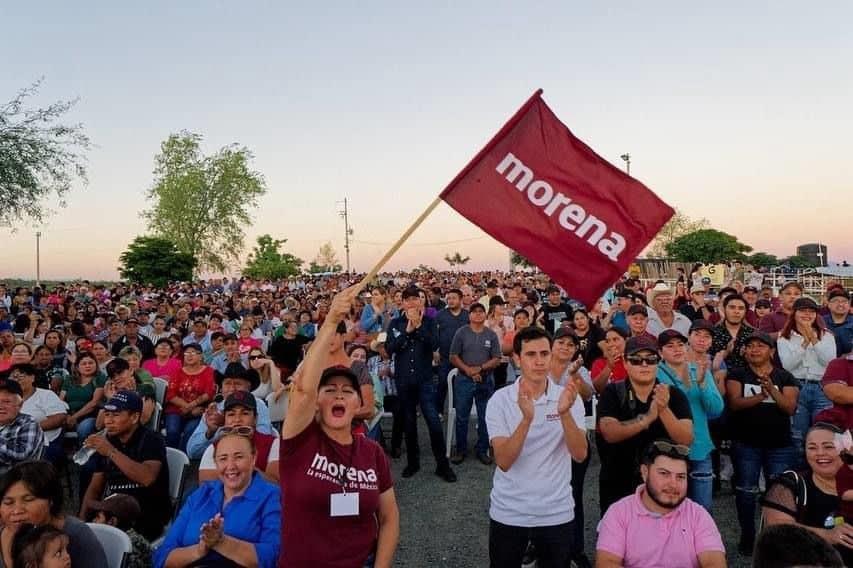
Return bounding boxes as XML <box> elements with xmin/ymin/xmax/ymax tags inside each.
<box><xmin>597</xmin><ymin>336</ymin><xmax>694</xmax><ymax>515</ymax></box>
<box><xmin>596</xmin><ymin>440</ymin><xmax>726</xmax><ymax>568</ymax></box>
<box><xmin>185</xmin><ymin>364</ymin><xmax>273</xmax><ymax>459</ymax></box>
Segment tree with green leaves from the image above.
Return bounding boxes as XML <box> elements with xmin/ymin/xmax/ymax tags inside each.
<box><xmin>646</xmin><ymin>208</ymin><xmax>710</xmax><ymax>258</ymax></box>
<box><xmin>444</xmin><ymin>252</ymin><xmax>471</xmax><ymax>269</ymax></box>
<box><xmin>665</xmin><ymin>229</ymin><xmax>753</xmax><ymax>263</ymax></box>
<box><xmin>782</xmin><ymin>255</ymin><xmax>817</xmax><ymax>269</ymax></box>
<box><xmin>510</xmin><ymin>250</ymin><xmax>535</xmax><ymax>269</ymax></box>
<box><xmin>747</xmin><ymin>252</ymin><xmax>780</xmax><ymax>268</ymax></box>
<box><xmin>243</xmin><ymin>234</ymin><xmax>302</xmax><ymax>280</ymax></box>
<box><xmin>309</xmin><ymin>242</ymin><xmax>342</xmax><ymax>273</ymax></box>
<box><xmin>0</xmin><ymin>78</ymin><xmax>91</xmax><ymax>225</ymax></box>
<box><xmin>142</xmin><ymin>131</ymin><xmax>266</xmax><ymax>272</ymax></box>
<box><xmin>118</xmin><ymin>236</ymin><xmax>196</xmax><ymax>287</ymax></box>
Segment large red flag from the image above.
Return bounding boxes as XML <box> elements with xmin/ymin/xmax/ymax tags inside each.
<box><xmin>440</xmin><ymin>89</ymin><xmax>674</xmax><ymax>307</ymax></box>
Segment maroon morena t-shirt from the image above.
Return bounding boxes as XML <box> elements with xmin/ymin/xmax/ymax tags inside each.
<box><xmin>278</xmin><ymin>419</ymin><xmax>393</xmax><ymax>567</ymax></box>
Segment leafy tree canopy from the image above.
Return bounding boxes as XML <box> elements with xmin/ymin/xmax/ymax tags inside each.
<box><xmin>308</xmin><ymin>242</ymin><xmax>342</xmax><ymax>273</ymax></box>
<box><xmin>143</xmin><ymin>131</ymin><xmax>266</xmax><ymax>273</ymax></box>
<box><xmin>0</xmin><ymin>78</ymin><xmax>91</xmax><ymax>225</ymax></box>
<box><xmin>665</xmin><ymin>229</ymin><xmax>753</xmax><ymax>264</ymax></box>
<box><xmin>118</xmin><ymin>236</ymin><xmax>196</xmax><ymax>288</ymax></box>
<box><xmin>243</xmin><ymin>234</ymin><xmax>302</xmax><ymax>280</ymax></box>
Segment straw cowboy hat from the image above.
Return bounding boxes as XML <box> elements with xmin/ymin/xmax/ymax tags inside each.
<box><xmin>370</xmin><ymin>332</ymin><xmax>388</xmax><ymax>352</ymax></box>
<box><xmin>647</xmin><ymin>283</ymin><xmax>675</xmax><ymax>304</ymax></box>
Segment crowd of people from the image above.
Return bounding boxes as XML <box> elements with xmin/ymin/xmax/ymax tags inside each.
<box><xmin>0</xmin><ymin>266</ymin><xmax>851</xmax><ymax>567</ymax></box>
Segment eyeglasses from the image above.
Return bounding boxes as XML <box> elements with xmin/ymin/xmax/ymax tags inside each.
<box><xmin>626</xmin><ymin>354</ymin><xmax>660</xmax><ymax>366</ymax></box>
<box><xmin>248</xmin><ymin>355</ymin><xmax>263</xmax><ymax>361</ymax></box>
<box><xmin>215</xmin><ymin>426</ymin><xmax>254</xmax><ymax>442</ymax></box>
<box><xmin>650</xmin><ymin>440</ymin><xmax>690</xmax><ymax>457</ymax></box>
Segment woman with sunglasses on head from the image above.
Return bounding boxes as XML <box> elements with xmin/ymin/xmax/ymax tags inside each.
<box><xmin>279</xmin><ymin>285</ymin><xmax>399</xmax><ymax>568</ymax></box>
<box><xmin>762</xmin><ymin>416</ymin><xmax>853</xmax><ymax>565</ymax></box>
<box><xmin>154</xmin><ymin>428</ymin><xmax>281</xmax><ymax>568</ymax></box>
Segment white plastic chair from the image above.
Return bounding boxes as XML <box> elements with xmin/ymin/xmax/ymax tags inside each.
<box><xmin>165</xmin><ymin>447</ymin><xmax>190</xmax><ymax>515</ymax></box>
<box><xmin>147</xmin><ymin>402</ymin><xmax>162</xmax><ymax>431</ymax></box>
<box><xmin>266</xmin><ymin>391</ymin><xmax>288</xmax><ymax>427</ymax></box>
<box><xmin>445</xmin><ymin>369</ymin><xmax>458</xmax><ymax>458</ymax></box>
<box><xmin>87</xmin><ymin>522</ymin><xmax>131</xmax><ymax>568</ymax></box>
<box><xmin>152</xmin><ymin>377</ymin><xmax>169</xmax><ymax>406</ymax></box>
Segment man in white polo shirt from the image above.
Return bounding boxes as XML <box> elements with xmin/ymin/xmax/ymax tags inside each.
<box><xmin>485</xmin><ymin>326</ymin><xmax>588</xmax><ymax>568</ymax></box>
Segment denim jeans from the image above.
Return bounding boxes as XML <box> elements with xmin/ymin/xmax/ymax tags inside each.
<box><xmin>398</xmin><ymin>380</ymin><xmax>449</xmax><ymax>469</ymax></box>
<box><xmin>689</xmin><ymin>455</ymin><xmax>714</xmax><ymax>512</ymax></box>
<box><xmin>76</xmin><ymin>416</ymin><xmax>97</xmax><ymax>441</ymax></box>
<box><xmin>164</xmin><ymin>414</ymin><xmax>201</xmax><ymax>451</ymax></box>
<box><xmin>732</xmin><ymin>441</ymin><xmax>795</xmax><ymax>541</ymax></box>
<box><xmin>791</xmin><ymin>380</ymin><xmax>832</xmax><ymax>468</ymax></box>
<box><xmin>489</xmin><ymin>519</ymin><xmax>575</xmax><ymax>568</ymax></box>
<box><xmin>454</xmin><ymin>374</ymin><xmax>494</xmax><ymax>456</ymax></box>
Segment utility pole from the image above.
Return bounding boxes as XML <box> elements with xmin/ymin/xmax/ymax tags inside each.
<box><xmin>337</xmin><ymin>198</ymin><xmax>353</xmax><ymax>273</ymax></box>
<box><xmin>35</xmin><ymin>231</ymin><xmax>42</xmax><ymax>287</ymax></box>
<box><xmin>620</xmin><ymin>153</ymin><xmax>631</xmax><ymax>176</ymax></box>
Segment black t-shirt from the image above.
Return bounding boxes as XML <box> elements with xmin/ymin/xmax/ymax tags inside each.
<box><xmin>267</xmin><ymin>334</ymin><xmax>311</xmax><ymax>370</ymax></box>
<box><xmin>575</xmin><ymin>326</ymin><xmax>605</xmax><ymax>368</ymax></box>
<box><xmin>541</xmin><ymin>302</ymin><xmax>573</xmax><ymax>335</ymax></box>
<box><xmin>727</xmin><ymin>366</ymin><xmax>799</xmax><ymax>448</ymax></box>
<box><xmin>596</xmin><ymin>379</ymin><xmax>693</xmax><ymax>484</ymax></box>
<box><xmin>95</xmin><ymin>425</ymin><xmax>171</xmax><ymax>540</ymax></box>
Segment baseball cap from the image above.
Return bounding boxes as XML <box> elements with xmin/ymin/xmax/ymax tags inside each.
<box><xmin>743</xmin><ymin>286</ymin><xmax>759</xmax><ymax>294</ymax></box>
<box><xmin>615</xmin><ymin>290</ymin><xmax>633</xmax><ymax>299</ymax></box>
<box><xmin>319</xmin><ymin>365</ymin><xmax>363</xmax><ymax>400</ymax></box>
<box><xmin>657</xmin><ymin>329</ymin><xmax>688</xmax><ymax>348</ymax></box>
<box><xmin>625</xmin><ymin>336</ymin><xmax>658</xmax><ymax>356</ymax></box>
<box><xmin>223</xmin><ymin>390</ymin><xmax>258</xmax><ymax>414</ymax></box>
<box><xmin>755</xmin><ymin>299</ymin><xmax>772</xmax><ymax>309</ymax></box>
<box><xmin>0</xmin><ymin>378</ymin><xmax>23</xmax><ymax>397</ymax></box>
<box><xmin>828</xmin><ymin>289</ymin><xmax>850</xmax><ymax>302</ymax></box>
<box><xmin>553</xmin><ymin>328</ymin><xmax>577</xmax><ymax>342</ymax></box>
<box><xmin>745</xmin><ymin>331</ymin><xmax>776</xmax><ymax>349</ymax></box>
<box><xmin>689</xmin><ymin>319</ymin><xmax>715</xmax><ymax>334</ymax></box>
<box><xmin>183</xmin><ymin>343</ymin><xmax>204</xmax><ymax>354</ymax></box>
<box><xmin>793</xmin><ymin>297</ymin><xmax>819</xmax><ymax>312</ymax></box>
<box><xmin>103</xmin><ymin>390</ymin><xmax>143</xmax><ymax>413</ymax></box>
<box><xmin>88</xmin><ymin>494</ymin><xmax>141</xmax><ymax>526</ymax></box>
<box><xmin>627</xmin><ymin>304</ymin><xmax>648</xmax><ymax>317</ymax></box>
<box><xmin>125</xmin><ymin>317</ymin><xmax>139</xmax><ymax>325</ymax></box>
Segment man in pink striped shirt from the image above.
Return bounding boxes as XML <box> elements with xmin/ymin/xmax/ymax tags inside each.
<box><xmin>596</xmin><ymin>440</ymin><xmax>726</xmax><ymax>567</ymax></box>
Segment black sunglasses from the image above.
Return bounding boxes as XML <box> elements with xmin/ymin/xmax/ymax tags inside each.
<box><xmin>626</xmin><ymin>354</ymin><xmax>660</xmax><ymax>366</ymax></box>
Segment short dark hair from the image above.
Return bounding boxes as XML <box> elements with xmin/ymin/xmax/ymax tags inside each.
<box><xmin>447</xmin><ymin>288</ymin><xmax>463</xmax><ymax>299</ymax></box>
<box><xmin>8</xmin><ymin>363</ymin><xmax>37</xmax><ymax>378</ymax></box>
<box><xmin>513</xmin><ymin>309</ymin><xmax>529</xmax><ymax>319</ymax></box>
<box><xmin>12</xmin><ymin>524</ymin><xmax>67</xmax><ymax>568</ymax></box>
<box><xmin>722</xmin><ymin>294</ymin><xmax>747</xmax><ymax>309</ymax></box>
<box><xmin>106</xmin><ymin>357</ymin><xmax>131</xmax><ymax>378</ymax></box>
<box><xmin>210</xmin><ymin>331</ymin><xmax>225</xmax><ymax>342</ymax></box>
<box><xmin>718</xmin><ymin>286</ymin><xmax>738</xmax><ymax>297</ymax></box>
<box><xmin>753</xmin><ymin>524</ymin><xmax>843</xmax><ymax>567</ymax></box>
<box><xmin>0</xmin><ymin>461</ymin><xmax>64</xmax><ymax>517</ymax></box>
<box><xmin>512</xmin><ymin>326</ymin><xmax>553</xmax><ymax>355</ymax></box>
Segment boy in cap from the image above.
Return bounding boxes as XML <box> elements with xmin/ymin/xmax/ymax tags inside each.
<box><xmin>89</xmin><ymin>494</ymin><xmax>152</xmax><ymax>568</ymax></box>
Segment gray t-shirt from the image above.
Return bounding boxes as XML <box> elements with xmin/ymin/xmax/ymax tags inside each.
<box><xmin>449</xmin><ymin>325</ymin><xmax>501</xmax><ymax>376</ymax></box>
<box><xmin>0</xmin><ymin>516</ymin><xmax>109</xmax><ymax>568</ymax></box>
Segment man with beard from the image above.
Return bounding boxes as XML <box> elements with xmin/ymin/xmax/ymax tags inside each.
<box><xmin>595</xmin><ymin>441</ymin><xmax>725</xmax><ymax>568</ymax></box>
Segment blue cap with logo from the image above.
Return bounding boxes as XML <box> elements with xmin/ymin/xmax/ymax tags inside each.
<box><xmin>103</xmin><ymin>390</ymin><xmax>143</xmax><ymax>413</ymax></box>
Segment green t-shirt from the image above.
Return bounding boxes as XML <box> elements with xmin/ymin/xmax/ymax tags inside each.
<box><xmin>61</xmin><ymin>372</ymin><xmax>107</xmax><ymax>414</ymax></box>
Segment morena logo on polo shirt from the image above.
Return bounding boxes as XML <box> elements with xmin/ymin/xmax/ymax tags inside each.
<box><xmin>309</xmin><ymin>452</ymin><xmax>378</xmax><ymax>484</ymax></box>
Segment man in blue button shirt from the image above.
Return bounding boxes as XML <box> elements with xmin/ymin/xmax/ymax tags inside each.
<box><xmin>386</xmin><ymin>286</ymin><xmax>456</xmax><ymax>482</ymax></box>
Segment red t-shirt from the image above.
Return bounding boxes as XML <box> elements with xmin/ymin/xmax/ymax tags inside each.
<box><xmin>164</xmin><ymin>366</ymin><xmax>215</xmax><ymax>415</ymax></box>
<box><xmin>279</xmin><ymin>420</ymin><xmax>393</xmax><ymax>568</ymax></box>
<box><xmin>822</xmin><ymin>358</ymin><xmax>853</xmax><ymax>429</ymax></box>
<box><xmin>591</xmin><ymin>357</ymin><xmax>628</xmax><ymax>385</ymax></box>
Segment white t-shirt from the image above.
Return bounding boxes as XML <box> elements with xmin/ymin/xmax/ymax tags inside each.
<box><xmin>485</xmin><ymin>378</ymin><xmax>586</xmax><ymax>527</ymax></box>
<box><xmin>199</xmin><ymin>436</ymin><xmax>280</xmax><ymax>472</ymax></box>
<box><xmin>21</xmin><ymin>388</ymin><xmax>68</xmax><ymax>444</ymax></box>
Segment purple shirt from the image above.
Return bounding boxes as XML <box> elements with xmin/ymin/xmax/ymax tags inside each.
<box><xmin>596</xmin><ymin>486</ymin><xmax>725</xmax><ymax>568</ymax></box>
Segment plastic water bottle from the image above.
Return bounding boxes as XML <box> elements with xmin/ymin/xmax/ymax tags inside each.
<box><xmin>72</xmin><ymin>430</ymin><xmax>106</xmax><ymax>465</ymax></box>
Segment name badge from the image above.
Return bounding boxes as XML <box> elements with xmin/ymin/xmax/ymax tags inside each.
<box><xmin>330</xmin><ymin>491</ymin><xmax>360</xmax><ymax>517</ymax></box>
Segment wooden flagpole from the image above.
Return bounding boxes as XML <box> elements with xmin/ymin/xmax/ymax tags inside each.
<box><xmin>350</xmin><ymin>196</ymin><xmax>443</xmax><ymax>294</ymax></box>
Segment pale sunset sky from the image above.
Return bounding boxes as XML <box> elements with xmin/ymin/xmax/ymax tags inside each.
<box><xmin>2</xmin><ymin>2</ymin><xmax>851</xmax><ymax>281</ymax></box>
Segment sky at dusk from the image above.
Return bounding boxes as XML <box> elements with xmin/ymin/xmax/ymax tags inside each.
<box><xmin>2</xmin><ymin>1</ymin><xmax>851</xmax><ymax>280</ymax></box>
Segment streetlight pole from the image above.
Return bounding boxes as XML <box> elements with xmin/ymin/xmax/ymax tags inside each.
<box><xmin>620</xmin><ymin>153</ymin><xmax>631</xmax><ymax>176</ymax></box>
<box><xmin>337</xmin><ymin>198</ymin><xmax>353</xmax><ymax>273</ymax></box>
<box><xmin>35</xmin><ymin>231</ymin><xmax>41</xmax><ymax>287</ymax></box>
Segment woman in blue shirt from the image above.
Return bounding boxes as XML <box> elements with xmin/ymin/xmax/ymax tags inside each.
<box><xmin>154</xmin><ymin>430</ymin><xmax>281</xmax><ymax>568</ymax></box>
<box><xmin>656</xmin><ymin>329</ymin><xmax>724</xmax><ymax>512</ymax></box>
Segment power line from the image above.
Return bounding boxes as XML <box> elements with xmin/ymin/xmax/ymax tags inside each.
<box><xmin>351</xmin><ymin>236</ymin><xmax>488</xmax><ymax>247</ymax></box>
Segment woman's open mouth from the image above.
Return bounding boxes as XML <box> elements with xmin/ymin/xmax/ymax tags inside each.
<box><xmin>332</xmin><ymin>404</ymin><xmax>346</xmax><ymax>418</ymax></box>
